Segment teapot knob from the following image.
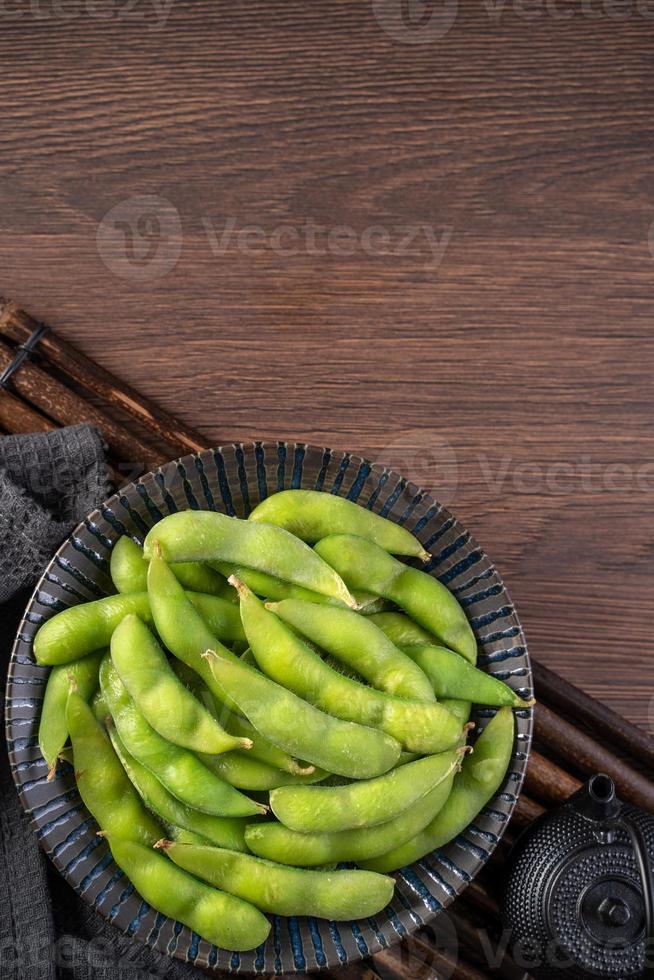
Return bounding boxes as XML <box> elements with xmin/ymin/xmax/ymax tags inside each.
<box><xmin>597</xmin><ymin>896</ymin><xmax>631</xmax><ymax>927</ymax></box>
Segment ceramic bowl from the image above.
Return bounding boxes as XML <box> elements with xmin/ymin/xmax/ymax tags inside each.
<box><xmin>6</xmin><ymin>442</ymin><xmax>532</xmax><ymax>974</ymax></box>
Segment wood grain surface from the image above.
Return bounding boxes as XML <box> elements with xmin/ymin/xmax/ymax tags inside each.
<box><xmin>0</xmin><ymin>0</ymin><xmax>652</xmax><ymax>729</ymax></box>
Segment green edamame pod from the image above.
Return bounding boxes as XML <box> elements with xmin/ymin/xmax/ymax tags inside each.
<box><xmin>245</xmin><ymin>749</ymin><xmax>460</xmax><ymax>866</ymax></box>
<box><xmin>34</xmin><ymin>589</ymin><xmax>243</xmax><ymax>666</ymax></box>
<box><xmin>237</xmin><ymin>583</ymin><xmax>460</xmax><ymax>755</ymax></box>
<box><xmin>169</xmin><ymin>828</ymin><xmax>213</xmax><ymax>846</ymax></box>
<box><xmin>212</xmin><ymin>562</ymin><xmax>382</xmax><ymax>611</ymax></box>
<box><xmin>402</xmin><ymin>643</ymin><xmax>534</xmax><ymax>709</ymax></box>
<box><xmin>266</xmin><ymin>599</ymin><xmax>435</xmax><ymax>702</ymax></box>
<box><xmin>148</xmin><ymin>554</ymin><xmax>246</xmax><ymax>713</ymax></box>
<box><xmin>315</xmin><ymin>535</ymin><xmax>477</xmax><ymax>663</ymax></box>
<box><xmin>200</xmin><ymin>751</ymin><xmax>329</xmax><ymax>792</ymax></box>
<box><xmin>185</xmin><ymin>592</ymin><xmax>245</xmax><ymax>642</ymax></box>
<box><xmin>367</xmin><ymin>612</ymin><xmax>435</xmax><ymax>647</ymax></box>
<box><xmin>216</xmin><ymin>710</ymin><xmax>316</xmax><ymax>774</ymax></box>
<box><xmin>147</xmin><ymin>554</ymin><xmax>310</xmax><ymax>776</ymax></box>
<box><xmin>66</xmin><ymin>688</ymin><xmax>161</xmax><ymax>846</ymax></box>
<box><xmin>143</xmin><ymin>510</ymin><xmax>356</xmax><ymax>607</ymax></box>
<box><xmin>107</xmin><ymin>723</ymin><xmax>248</xmax><ymax>852</ymax></box>
<box><xmin>39</xmin><ymin>649</ymin><xmax>104</xmax><ymax>772</ymax></box>
<box><xmin>361</xmin><ymin>706</ymin><xmax>515</xmax><ymax>872</ymax></box>
<box><xmin>157</xmin><ymin>841</ymin><xmax>395</xmax><ymax>920</ymax></box>
<box><xmin>202</xmin><ymin>647</ymin><xmax>401</xmax><ymax>780</ymax></box>
<box><xmin>111</xmin><ymin>614</ymin><xmax>247</xmax><ymax>754</ymax></box>
<box><xmin>172</xmin><ymin>659</ymin><xmax>314</xmax><ymax>776</ymax></box>
<box><xmin>366</xmin><ymin>616</ymin><xmax>474</xmax><ymax>729</ymax></box>
<box><xmin>149</xmin><ymin>551</ymin><xmax>400</xmax><ymax>778</ymax></box>
<box><xmin>110</xmin><ymin>535</ymin><xmax>233</xmax><ymax>598</ymax></box>
<box><xmin>107</xmin><ymin>837</ymin><xmax>270</xmax><ymax>952</ymax></box>
<box><xmin>249</xmin><ymin>489</ymin><xmax>430</xmax><ymax>561</ymax></box>
<box><xmin>270</xmin><ymin>750</ymin><xmax>464</xmax><ymax>834</ymax></box>
<box><xmin>35</xmin><ymin>592</ymin><xmax>151</xmax><ymax>665</ymax></box>
<box><xmin>441</xmin><ymin>699</ymin><xmax>472</xmax><ymax>727</ymax></box>
<box><xmin>100</xmin><ymin>657</ymin><xmax>265</xmax><ymax>818</ymax></box>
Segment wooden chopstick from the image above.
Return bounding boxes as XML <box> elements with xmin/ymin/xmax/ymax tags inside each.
<box><xmin>0</xmin><ymin>336</ymin><xmax>162</xmax><ymax>469</ymax></box>
<box><xmin>0</xmin><ymin>299</ymin><xmax>206</xmax><ymax>457</ymax></box>
<box><xmin>523</xmin><ymin>751</ymin><xmax>581</xmax><ymax>807</ymax></box>
<box><xmin>534</xmin><ymin>702</ymin><xmax>654</xmax><ymax>813</ymax></box>
<box><xmin>0</xmin><ymin>389</ymin><xmax>55</xmax><ymax>434</ymax></box>
<box><xmin>532</xmin><ymin>658</ymin><xmax>654</xmax><ymax>772</ymax></box>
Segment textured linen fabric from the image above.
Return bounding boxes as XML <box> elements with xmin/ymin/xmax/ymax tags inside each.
<box><xmin>0</xmin><ymin>426</ymin><xmax>209</xmax><ymax>980</ymax></box>
<box><xmin>0</xmin><ymin>424</ymin><xmax>109</xmax><ymax>603</ymax></box>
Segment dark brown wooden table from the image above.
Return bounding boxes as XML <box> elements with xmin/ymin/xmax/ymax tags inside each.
<box><xmin>0</xmin><ymin>1</ymin><xmax>652</xmax><ymax>729</ymax></box>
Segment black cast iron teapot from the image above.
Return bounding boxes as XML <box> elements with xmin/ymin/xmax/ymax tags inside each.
<box><xmin>502</xmin><ymin>773</ymin><xmax>654</xmax><ymax>978</ymax></box>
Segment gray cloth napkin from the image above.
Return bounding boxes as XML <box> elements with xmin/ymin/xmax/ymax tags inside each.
<box><xmin>0</xmin><ymin>425</ymin><xmax>109</xmax><ymax>603</ymax></box>
<box><xmin>0</xmin><ymin>425</ymin><xmax>210</xmax><ymax>980</ymax></box>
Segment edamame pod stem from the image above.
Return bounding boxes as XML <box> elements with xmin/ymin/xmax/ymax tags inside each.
<box><xmin>39</xmin><ymin>650</ymin><xmax>104</xmax><ymax>773</ymax></box>
<box><xmin>245</xmin><ymin>750</ymin><xmax>461</xmax><ymax>866</ymax></box>
<box><xmin>270</xmin><ymin>750</ymin><xmax>465</xmax><ymax>834</ymax></box>
<box><xmin>360</xmin><ymin>707</ymin><xmax>515</xmax><ymax>872</ymax></box>
<box><xmin>111</xmin><ymin>614</ymin><xmax>247</xmax><ymax>754</ymax></box>
<box><xmin>249</xmin><ymin>489</ymin><xmax>430</xmax><ymax>561</ymax></box>
<box><xmin>157</xmin><ymin>841</ymin><xmax>395</xmax><ymax>920</ymax></box>
<box><xmin>106</xmin><ymin>837</ymin><xmax>270</xmax><ymax>952</ymax></box>
<box><xmin>147</xmin><ymin>554</ymin><xmax>307</xmax><ymax>776</ymax></box>
<box><xmin>367</xmin><ymin>612</ymin><xmax>436</xmax><ymax>647</ymax></box>
<box><xmin>211</xmin><ymin>562</ymin><xmax>383</xmax><ymax>612</ymax></box>
<box><xmin>110</xmin><ymin>535</ymin><xmax>233</xmax><ymax>598</ymax></box>
<box><xmin>266</xmin><ymin>599</ymin><xmax>435</xmax><ymax>702</ymax></box>
<box><xmin>402</xmin><ymin>643</ymin><xmax>535</xmax><ymax>709</ymax></box>
<box><xmin>143</xmin><ymin>510</ymin><xmax>356</xmax><ymax>607</ymax></box>
<box><xmin>100</xmin><ymin>657</ymin><xmax>265</xmax><ymax>818</ymax></box>
<box><xmin>237</xmin><ymin>583</ymin><xmax>460</xmax><ymax>755</ymax></box>
<box><xmin>202</xmin><ymin>648</ymin><xmax>401</xmax><ymax>780</ymax></box>
<box><xmin>34</xmin><ymin>589</ymin><xmax>243</xmax><ymax>666</ymax></box>
<box><xmin>200</xmin><ymin>751</ymin><xmax>329</xmax><ymax>792</ymax></box>
<box><xmin>315</xmin><ymin>535</ymin><xmax>477</xmax><ymax>663</ymax></box>
<box><xmin>66</xmin><ymin>688</ymin><xmax>161</xmax><ymax>846</ymax></box>
<box><xmin>107</xmin><ymin>723</ymin><xmax>249</xmax><ymax>852</ymax></box>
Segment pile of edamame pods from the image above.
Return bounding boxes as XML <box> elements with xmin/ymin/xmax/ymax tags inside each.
<box><xmin>35</xmin><ymin>489</ymin><xmax>529</xmax><ymax>953</ymax></box>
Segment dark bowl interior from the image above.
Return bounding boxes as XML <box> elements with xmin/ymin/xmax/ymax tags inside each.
<box><xmin>6</xmin><ymin>442</ymin><xmax>533</xmax><ymax>974</ymax></box>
